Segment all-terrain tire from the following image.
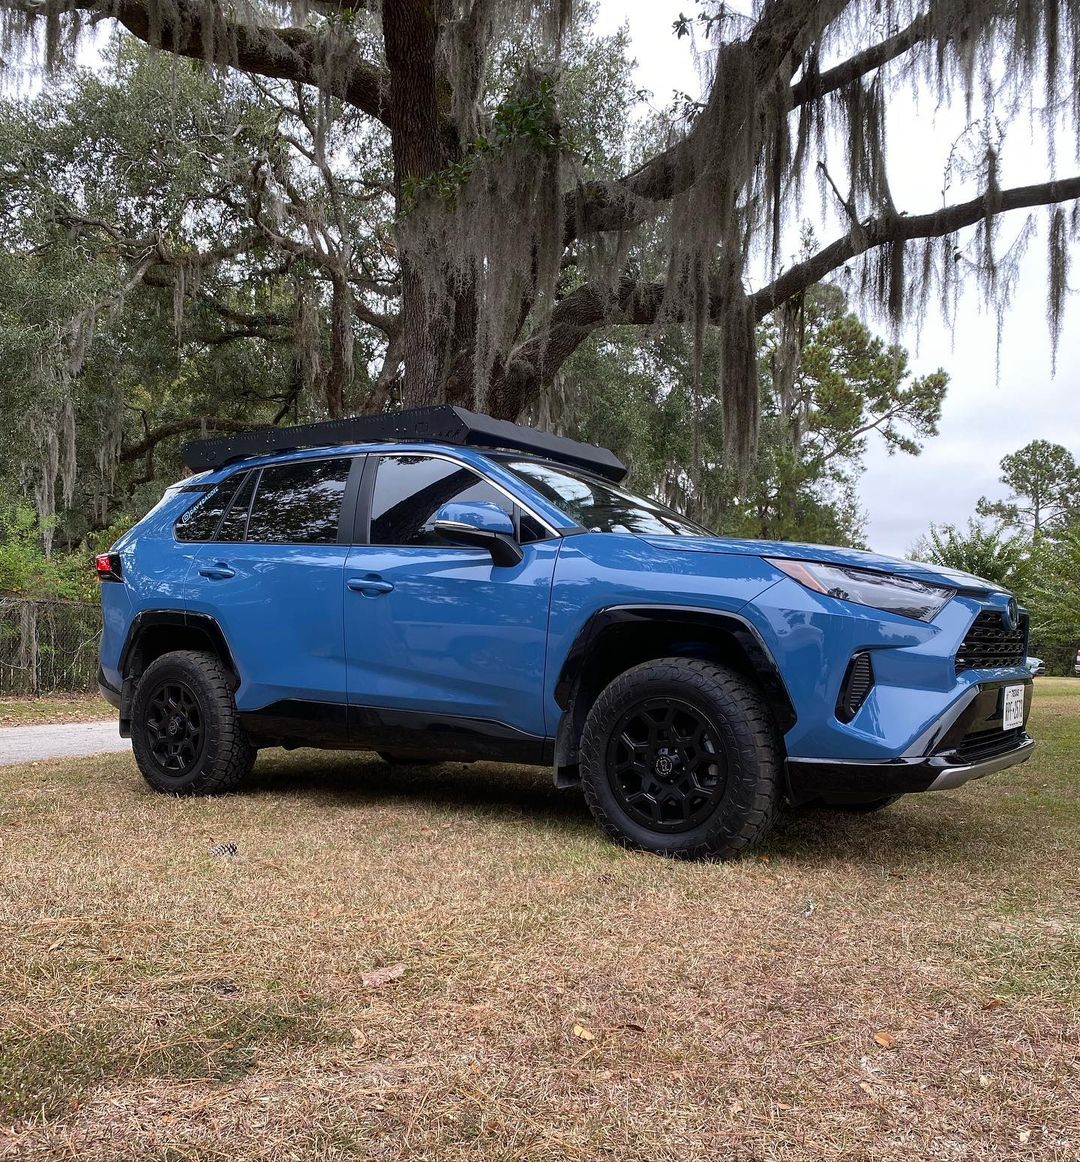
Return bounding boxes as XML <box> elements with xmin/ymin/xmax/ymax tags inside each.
<box><xmin>578</xmin><ymin>658</ymin><xmax>782</xmax><ymax>860</ymax></box>
<box><xmin>131</xmin><ymin>650</ymin><xmax>256</xmax><ymax>795</ymax></box>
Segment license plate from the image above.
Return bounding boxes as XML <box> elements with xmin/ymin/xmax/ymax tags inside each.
<box><xmin>1003</xmin><ymin>685</ymin><xmax>1025</xmax><ymax>730</ymax></box>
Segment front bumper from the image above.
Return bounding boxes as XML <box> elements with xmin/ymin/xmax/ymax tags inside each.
<box><xmin>787</xmin><ymin>679</ymin><xmax>1034</xmax><ymax>804</ymax></box>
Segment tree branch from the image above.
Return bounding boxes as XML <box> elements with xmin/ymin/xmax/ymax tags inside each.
<box><xmin>567</xmin><ymin>6</ymin><xmax>935</xmax><ymax>243</ymax></box>
<box><xmin>749</xmin><ymin>175</ymin><xmax>1080</xmax><ymax>320</ymax></box>
<box><xmin>189</xmin><ymin>326</ymin><xmax>289</xmax><ymax>346</ymax></box>
<box><xmin>791</xmin><ymin>13</ymin><xmax>932</xmax><ymax>106</ymax></box>
<box><xmin>198</xmin><ymin>299</ymin><xmax>291</xmax><ymax>329</ymax></box>
<box><xmin>119</xmin><ymin>416</ymin><xmax>269</xmax><ymax>462</ymax></box>
<box><xmin>509</xmin><ymin>173</ymin><xmax>1080</xmax><ymax>414</ymax></box>
<box><xmin>9</xmin><ymin>0</ymin><xmax>390</xmax><ymax>123</ymax></box>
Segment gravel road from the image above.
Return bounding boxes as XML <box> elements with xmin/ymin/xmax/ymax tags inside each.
<box><xmin>0</xmin><ymin>720</ymin><xmax>130</xmax><ymax>766</ymax></box>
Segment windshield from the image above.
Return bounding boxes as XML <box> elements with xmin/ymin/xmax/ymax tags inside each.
<box><xmin>499</xmin><ymin>458</ymin><xmax>712</xmax><ymax>537</ymax></box>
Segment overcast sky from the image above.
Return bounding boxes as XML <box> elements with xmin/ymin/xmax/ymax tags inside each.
<box><xmin>595</xmin><ymin>2</ymin><xmax>1080</xmax><ymax>556</ymax></box>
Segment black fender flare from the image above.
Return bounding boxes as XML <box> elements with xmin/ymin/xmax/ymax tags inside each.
<box><xmin>116</xmin><ymin>609</ymin><xmax>239</xmax><ymax>737</ymax></box>
<box><xmin>551</xmin><ymin>604</ymin><xmax>796</xmax><ymax>782</ymax></box>
<box><xmin>119</xmin><ymin>609</ymin><xmax>238</xmax><ymax>682</ymax></box>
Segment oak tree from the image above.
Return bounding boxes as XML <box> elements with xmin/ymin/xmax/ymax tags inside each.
<box><xmin>2</xmin><ymin>1</ymin><xmax>1080</xmax><ymax>482</ymax></box>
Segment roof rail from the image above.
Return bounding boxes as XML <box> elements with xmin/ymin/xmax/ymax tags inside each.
<box><xmin>181</xmin><ymin>405</ymin><xmax>627</xmax><ymax>481</ymax></box>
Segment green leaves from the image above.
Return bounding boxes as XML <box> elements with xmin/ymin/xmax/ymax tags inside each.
<box><xmin>1029</xmin><ymin>525</ymin><xmax>1080</xmax><ymax>645</ymax></box>
<box><xmin>912</xmin><ymin>521</ymin><xmax>1033</xmax><ymax>599</ymax></box>
<box><xmin>554</xmin><ymin>284</ymin><xmax>945</xmax><ymax>547</ymax></box>
<box><xmin>402</xmin><ymin>76</ymin><xmax>577</xmax><ymax>212</ymax></box>
<box><xmin>915</xmin><ymin>438</ymin><xmax>1080</xmax><ymax>665</ymax></box>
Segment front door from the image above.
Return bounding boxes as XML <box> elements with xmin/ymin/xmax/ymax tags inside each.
<box><xmin>343</xmin><ymin>453</ymin><xmax>559</xmax><ymax>749</ymax></box>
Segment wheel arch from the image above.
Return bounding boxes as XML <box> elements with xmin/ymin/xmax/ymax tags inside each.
<box><xmin>117</xmin><ymin>610</ymin><xmax>239</xmax><ymax>734</ymax></box>
<box><xmin>551</xmin><ymin>605</ymin><xmax>795</xmax><ymax>786</ymax></box>
<box><xmin>120</xmin><ymin>610</ymin><xmax>238</xmax><ymax>680</ymax></box>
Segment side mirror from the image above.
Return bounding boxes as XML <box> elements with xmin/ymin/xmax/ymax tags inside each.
<box><xmin>433</xmin><ymin>501</ymin><xmax>523</xmax><ymax>567</ymax></box>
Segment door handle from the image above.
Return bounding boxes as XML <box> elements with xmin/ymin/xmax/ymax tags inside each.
<box><xmin>347</xmin><ymin>576</ymin><xmax>394</xmax><ymax>596</ymax></box>
<box><xmin>199</xmin><ymin>562</ymin><xmax>236</xmax><ymax>580</ymax></box>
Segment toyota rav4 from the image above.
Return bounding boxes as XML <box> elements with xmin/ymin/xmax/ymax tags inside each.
<box><xmin>96</xmin><ymin>406</ymin><xmax>1035</xmax><ymax>859</ymax></box>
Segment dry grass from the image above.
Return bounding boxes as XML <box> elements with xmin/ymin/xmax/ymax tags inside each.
<box><xmin>0</xmin><ymin>694</ymin><xmax>111</xmax><ymax>728</ymax></box>
<box><xmin>0</xmin><ymin>681</ymin><xmax>1077</xmax><ymax>1161</ymax></box>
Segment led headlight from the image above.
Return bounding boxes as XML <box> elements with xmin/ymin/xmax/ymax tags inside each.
<box><xmin>766</xmin><ymin>559</ymin><xmax>954</xmax><ymax>622</ymax></box>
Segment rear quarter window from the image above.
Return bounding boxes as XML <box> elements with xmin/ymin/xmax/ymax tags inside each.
<box><xmin>174</xmin><ymin>473</ymin><xmax>245</xmax><ymax>542</ymax></box>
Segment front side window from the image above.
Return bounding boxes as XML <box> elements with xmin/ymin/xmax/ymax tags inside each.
<box><xmin>500</xmin><ymin>458</ymin><xmax>711</xmax><ymax>536</ymax></box>
<box><xmin>174</xmin><ymin>473</ymin><xmax>244</xmax><ymax>542</ymax></box>
<box><xmin>369</xmin><ymin>455</ymin><xmax>520</xmax><ymax>547</ymax></box>
<box><xmin>245</xmin><ymin>458</ymin><xmax>352</xmax><ymax>544</ymax></box>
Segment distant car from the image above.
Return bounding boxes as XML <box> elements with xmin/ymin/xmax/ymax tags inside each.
<box><xmin>1075</xmin><ymin>648</ymin><xmax>1080</xmax><ymax>676</ymax></box>
<box><xmin>95</xmin><ymin>406</ymin><xmax>1036</xmax><ymax>860</ymax></box>
<box><xmin>1025</xmin><ymin>656</ymin><xmax>1047</xmax><ymax>677</ymax></box>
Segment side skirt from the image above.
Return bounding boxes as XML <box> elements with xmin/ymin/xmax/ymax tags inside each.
<box><xmin>237</xmin><ymin>699</ymin><xmax>552</xmax><ymax>765</ymax></box>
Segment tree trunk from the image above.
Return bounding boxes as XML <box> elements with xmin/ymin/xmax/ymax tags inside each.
<box><xmin>383</xmin><ymin>0</ymin><xmax>454</xmax><ymax>409</ymax></box>
<box><xmin>325</xmin><ymin>270</ymin><xmax>353</xmax><ymax>418</ymax></box>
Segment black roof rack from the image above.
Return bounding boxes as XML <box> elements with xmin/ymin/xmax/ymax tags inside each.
<box><xmin>181</xmin><ymin>405</ymin><xmax>627</xmax><ymax>482</ymax></box>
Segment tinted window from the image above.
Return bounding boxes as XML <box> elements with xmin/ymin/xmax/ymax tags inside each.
<box><xmin>175</xmin><ymin>473</ymin><xmax>244</xmax><ymax>542</ymax></box>
<box><xmin>370</xmin><ymin>455</ymin><xmax>518</xmax><ymax>547</ymax></box>
<box><xmin>501</xmin><ymin>459</ymin><xmax>711</xmax><ymax>536</ymax></box>
<box><xmin>246</xmin><ymin>458</ymin><xmax>352</xmax><ymax>544</ymax></box>
<box><xmin>215</xmin><ymin>470</ymin><xmax>258</xmax><ymax>543</ymax></box>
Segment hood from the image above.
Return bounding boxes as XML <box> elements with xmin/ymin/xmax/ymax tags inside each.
<box><xmin>643</xmin><ymin>535</ymin><xmax>1003</xmax><ymax>595</ymax></box>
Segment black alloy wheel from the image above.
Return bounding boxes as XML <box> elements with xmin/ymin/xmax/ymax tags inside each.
<box><xmin>578</xmin><ymin>657</ymin><xmax>782</xmax><ymax>860</ymax></box>
<box><xmin>144</xmin><ymin>679</ymin><xmax>206</xmax><ymax>774</ymax></box>
<box><xmin>606</xmin><ymin>698</ymin><xmax>727</xmax><ymax>832</ymax></box>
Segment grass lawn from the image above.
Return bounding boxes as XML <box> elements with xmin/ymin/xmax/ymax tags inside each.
<box><xmin>0</xmin><ymin>694</ymin><xmax>111</xmax><ymax>728</ymax></box>
<box><xmin>0</xmin><ymin>680</ymin><xmax>1076</xmax><ymax>1160</ymax></box>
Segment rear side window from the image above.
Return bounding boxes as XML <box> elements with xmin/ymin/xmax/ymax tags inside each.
<box><xmin>369</xmin><ymin>454</ymin><xmax>518</xmax><ymax>547</ymax></box>
<box><xmin>174</xmin><ymin>473</ymin><xmax>244</xmax><ymax>542</ymax></box>
<box><xmin>245</xmin><ymin>458</ymin><xmax>352</xmax><ymax>544</ymax></box>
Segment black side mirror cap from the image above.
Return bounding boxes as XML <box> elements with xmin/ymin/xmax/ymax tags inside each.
<box><xmin>433</xmin><ymin>520</ymin><xmax>524</xmax><ymax>567</ymax></box>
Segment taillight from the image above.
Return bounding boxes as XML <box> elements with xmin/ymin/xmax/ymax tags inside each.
<box><xmin>94</xmin><ymin>552</ymin><xmax>123</xmax><ymax>582</ymax></box>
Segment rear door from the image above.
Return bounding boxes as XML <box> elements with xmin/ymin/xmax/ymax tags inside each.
<box><xmin>342</xmin><ymin>453</ymin><xmax>559</xmax><ymax>740</ymax></box>
<box><xmin>187</xmin><ymin>455</ymin><xmax>362</xmax><ymax>719</ymax></box>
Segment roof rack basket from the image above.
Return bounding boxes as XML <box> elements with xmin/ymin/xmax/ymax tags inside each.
<box><xmin>181</xmin><ymin>405</ymin><xmax>627</xmax><ymax>482</ymax></box>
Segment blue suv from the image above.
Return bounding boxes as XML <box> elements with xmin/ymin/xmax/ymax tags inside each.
<box><xmin>97</xmin><ymin>407</ymin><xmax>1034</xmax><ymax>859</ymax></box>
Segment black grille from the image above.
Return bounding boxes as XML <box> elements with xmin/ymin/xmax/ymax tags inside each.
<box><xmin>836</xmin><ymin>652</ymin><xmax>874</xmax><ymax>723</ymax></box>
<box><xmin>953</xmin><ymin>726</ymin><xmax>1025</xmax><ymax>764</ymax></box>
<box><xmin>955</xmin><ymin>611</ymin><xmax>1028</xmax><ymax>672</ymax></box>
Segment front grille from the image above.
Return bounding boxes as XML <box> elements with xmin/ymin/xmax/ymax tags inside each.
<box><xmin>955</xmin><ymin>610</ymin><xmax>1028</xmax><ymax>672</ymax></box>
<box><xmin>953</xmin><ymin>726</ymin><xmax>1025</xmax><ymax>764</ymax></box>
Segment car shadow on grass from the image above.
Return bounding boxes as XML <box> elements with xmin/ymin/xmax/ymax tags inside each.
<box><xmin>236</xmin><ymin>748</ymin><xmax>1015</xmax><ymax>869</ymax></box>
<box><xmin>243</xmin><ymin>750</ymin><xmax>598</xmax><ymax>832</ymax></box>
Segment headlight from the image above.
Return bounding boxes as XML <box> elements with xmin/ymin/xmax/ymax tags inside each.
<box><xmin>766</xmin><ymin>558</ymin><xmax>954</xmax><ymax>622</ymax></box>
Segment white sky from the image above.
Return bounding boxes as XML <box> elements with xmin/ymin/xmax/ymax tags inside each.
<box><xmin>595</xmin><ymin>1</ymin><xmax>1080</xmax><ymax>555</ymax></box>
